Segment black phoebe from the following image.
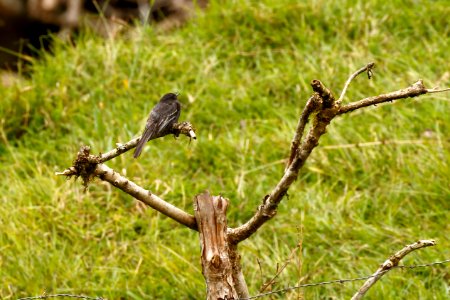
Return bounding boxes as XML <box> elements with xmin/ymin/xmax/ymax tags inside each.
<box><xmin>133</xmin><ymin>93</ymin><xmax>181</xmax><ymax>158</ymax></box>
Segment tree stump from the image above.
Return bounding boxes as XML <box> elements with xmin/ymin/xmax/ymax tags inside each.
<box><xmin>194</xmin><ymin>191</ymin><xmax>238</xmax><ymax>300</ymax></box>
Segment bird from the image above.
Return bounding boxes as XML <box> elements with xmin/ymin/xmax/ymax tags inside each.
<box><xmin>133</xmin><ymin>92</ymin><xmax>181</xmax><ymax>158</ymax></box>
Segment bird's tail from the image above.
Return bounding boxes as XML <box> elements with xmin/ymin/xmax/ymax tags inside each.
<box><xmin>133</xmin><ymin>138</ymin><xmax>146</xmax><ymax>158</ymax></box>
<box><xmin>134</xmin><ymin>123</ymin><xmax>157</xmax><ymax>158</ymax></box>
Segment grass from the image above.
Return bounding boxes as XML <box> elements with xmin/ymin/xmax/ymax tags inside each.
<box><xmin>0</xmin><ymin>0</ymin><xmax>449</xmax><ymax>299</ymax></box>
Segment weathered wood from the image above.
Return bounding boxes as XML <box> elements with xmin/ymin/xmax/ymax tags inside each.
<box><xmin>194</xmin><ymin>191</ymin><xmax>238</xmax><ymax>300</ymax></box>
<box><xmin>229</xmin><ymin>243</ymin><xmax>250</xmax><ymax>298</ymax></box>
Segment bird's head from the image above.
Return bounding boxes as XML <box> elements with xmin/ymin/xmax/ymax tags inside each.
<box><xmin>160</xmin><ymin>92</ymin><xmax>178</xmax><ymax>102</ymax></box>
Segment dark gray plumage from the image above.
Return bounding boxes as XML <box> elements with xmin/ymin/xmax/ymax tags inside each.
<box><xmin>133</xmin><ymin>93</ymin><xmax>181</xmax><ymax>158</ymax></box>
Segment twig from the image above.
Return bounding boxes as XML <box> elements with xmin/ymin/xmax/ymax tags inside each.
<box><xmin>19</xmin><ymin>258</ymin><xmax>450</xmax><ymax>300</ymax></box>
<box><xmin>338</xmin><ymin>80</ymin><xmax>427</xmax><ymax>115</ymax></box>
<box><xmin>426</xmin><ymin>87</ymin><xmax>450</xmax><ymax>94</ymax></box>
<box><xmin>55</xmin><ymin>167</ymin><xmax>77</xmax><ymax>176</ymax></box>
<box><xmin>287</xmin><ymin>96</ymin><xmax>316</xmax><ymax>168</ymax></box>
<box><xmin>54</xmin><ymin>121</ymin><xmax>197</xmax><ymax>228</ymax></box>
<box><xmin>96</xmin><ymin>137</ymin><xmax>140</xmax><ymax>163</ymax></box>
<box><xmin>320</xmin><ymin>139</ymin><xmax>439</xmax><ymax>150</ymax></box>
<box><xmin>311</xmin><ymin>79</ymin><xmax>336</xmax><ymax>108</ymax></box>
<box><xmin>260</xmin><ymin>243</ymin><xmax>301</xmax><ymax>292</ymax></box>
<box><xmin>240</xmin><ymin>259</ymin><xmax>450</xmax><ymax>299</ymax></box>
<box><xmin>337</xmin><ymin>62</ymin><xmax>375</xmax><ymax>104</ymax></box>
<box><xmin>287</xmin><ymin>78</ymin><xmax>340</xmax><ymax>168</ymax></box>
<box><xmin>95</xmin><ymin>121</ymin><xmax>196</xmax><ymax>164</ymax></box>
<box><xmin>351</xmin><ymin>239</ymin><xmax>436</xmax><ymax>300</ymax></box>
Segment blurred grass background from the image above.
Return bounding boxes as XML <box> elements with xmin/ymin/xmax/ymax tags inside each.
<box><xmin>0</xmin><ymin>0</ymin><xmax>449</xmax><ymax>299</ymax></box>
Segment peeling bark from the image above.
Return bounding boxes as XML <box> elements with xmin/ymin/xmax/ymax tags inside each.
<box><xmin>194</xmin><ymin>192</ymin><xmax>238</xmax><ymax>300</ymax></box>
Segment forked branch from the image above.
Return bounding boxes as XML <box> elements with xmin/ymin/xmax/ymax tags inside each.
<box><xmin>337</xmin><ymin>62</ymin><xmax>375</xmax><ymax>104</ymax></box>
<box><xmin>338</xmin><ymin>80</ymin><xmax>427</xmax><ymax>114</ymax></box>
<box><xmin>228</xmin><ymin>63</ymin><xmax>448</xmax><ymax>244</ymax></box>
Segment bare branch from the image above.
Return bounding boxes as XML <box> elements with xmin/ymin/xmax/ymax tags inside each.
<box><xmin>287</xmin><ymin>79</ymin><xmax>337</xmax><ymax>168</ymax></box>
<box><xmin>338</xmin><ymin>80</ymin><xmax>427</xmax><ymax>115</ymax></box>
<box><xmin>56</xmin><ymin>122</ymin><xmax>196</xmax><ymax>176</ymax></box>
<box><xmin>287</xmin><ymin>96</ymin><xmax>316</xmax><ymax>168</ymax></box>
<box><xmin>228</xmin><ymin>81</ymin><xmax>337</xmax><ymax>244</ymax></box>
<box><xmin>56</xmin><ymin>146</ymin><xmax>197</xmax><ymax>230</ymax></box>
<box><xmin>351</xmin><ymin>239</ymin><xmax>436</xmax><ymax>300</ymax></box>
<box><xmin>95</xmin><ymin>121</ymin><xmax>196</xmax><ymax>164</ymax></box>
<box><xmin>337</xmin><ymin>62</ymin><xmax>375</xmax><ymax>104</ymax></box>
<box><xmin>173</xmin><ymin>121</ymin><xmax>197</xmax><ymax>140</ymax></box>
<box><xmin>229</xmin><ymin>66</ymin><xmax>449</xmax><ymax>244</ymax></box>
<box><xmin>97</xmin><ymin>137</ymin><xmax>141</xmax><ymax>163</ymax></box>
<box><xmin>95</xmin><ymin>163</ymin><xmax>197</xmax><ymax>230</ymax></box>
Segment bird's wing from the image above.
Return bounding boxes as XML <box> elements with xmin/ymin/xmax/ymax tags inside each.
<box><xmin>155</xmin><ymin>105</ymin><xmax>181</xmax><ymax>135</ymax></box>
<box><xmin>133</xmin><ymin>100</ymin><xmax>180</xmax><ymax>158</ymax></box>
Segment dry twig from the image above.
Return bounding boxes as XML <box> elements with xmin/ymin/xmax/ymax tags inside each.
<box><xmin>337</xmin><ymin>62</ymin><xmax>375</xmax><ymax>104</ymax></box>
<box><xmin>287</xmin><ymin>96</ymin><xmax>316</xmax><ymax>167</ymax></box>
<box><xmin>260</xmin><ymin>242</ymin><xmax>302</xmax><ymax>292</ymax></box>
<box><xmin>241</xmin><ymin>257</ymin><xmax>449</xmax><ymax>300</ymax></box>
<box><xmin>337</xmin><ymin>80</ymin><xmax>427</xmax><ymax>114</ymax></box>
<box><xmin>426</xmin><ymin>87</ymin><xmax>450</xmax><ymax>94</ymax></box>
<box><xmin>351</xmin><ymin>239</ymin><xmax>436</xmax><ymax>300</ymax></box>
<box><xmin>57</xmin><ymin>146</ymin><xmax>197</xmax><ymax>229</ymax></box>
<box><xmin>95</xmin><ymin>121</ymin><xmax>196</xmax><ymax>164</ymax></box>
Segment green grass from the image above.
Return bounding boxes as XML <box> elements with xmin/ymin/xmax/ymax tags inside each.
<box><xmin>1</xmin><ymin>0</ymin><xmax>449</xmax><ymax>299</ymax></box>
